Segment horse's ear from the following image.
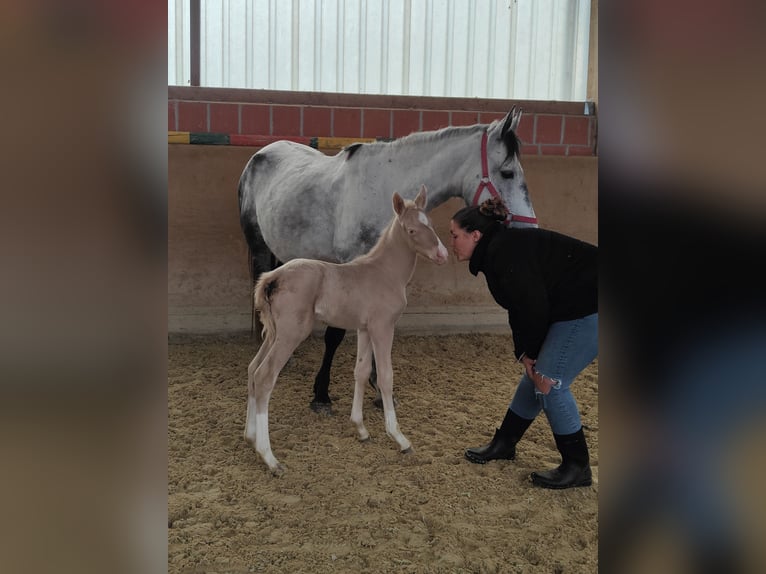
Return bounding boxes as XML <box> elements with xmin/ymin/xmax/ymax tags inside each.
<box><xmin>501</xmin><ymin>106</ymin><xmax>523</xmax><ymax>136</ymax></box>
<box><xmin>415</xmin><ymin>184</ymin><xmax>427</xmax><ymax>209</ymax></box>
<box><xmin>393</xmin><ymin>192</ymin><xmax>405</xmax><ymax>215</ymax></box>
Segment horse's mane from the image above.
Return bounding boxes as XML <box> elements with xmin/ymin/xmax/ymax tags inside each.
<box><xmin>341</xmin><ymin>120</ymin><xmax>521</xmax><ymax>161</ymax></box>
<box><xmin>500</xmin><ymin>124</ymin><xmax>522</xmax><ymax>159</ymax></box>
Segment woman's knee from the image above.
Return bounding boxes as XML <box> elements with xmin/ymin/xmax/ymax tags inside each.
<box><xmin>511</xmin><ymin>376</ymin><xmax>542</xmax><ymax>418</ymax></box>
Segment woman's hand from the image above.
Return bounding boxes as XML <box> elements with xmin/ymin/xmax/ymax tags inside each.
<box><xmin>521</xmin><ymin>355</ymin><xmax>537</xmax><ymax>379</ymax></box>
<box><xmin>522</xmin><ymin>356</ymin><xmax>554</xmax><ymax>395</ymax></box>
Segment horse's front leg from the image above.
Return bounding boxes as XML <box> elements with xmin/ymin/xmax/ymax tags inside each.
<box><xmin>369</xmin><ymin>327</ymin><xmax>411</xmax><ymax>453</ymax></box>
<box><xmin>370</xmin><ymin>358</ymin><xmax>399</xmax><ymax>410</ymax></box>
<box><xmin>350</xmin><ymin>330</ymin><xmax>372</xmax><ymax>442</ymax></box>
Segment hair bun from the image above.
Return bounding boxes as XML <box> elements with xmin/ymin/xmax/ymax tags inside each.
<box><xmin>478</xmin><ymin>197</ymin><xmax>509</xmax><ymax>221</ymax></box>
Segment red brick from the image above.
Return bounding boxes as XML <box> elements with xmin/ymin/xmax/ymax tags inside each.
<box><xmin>303</xmin><ymin>106</ymin><xmax>331</xmax><ymax>136</ymax></box>
<box><xmin>451</xmin><ymin>111</ymin><xmax>480</xmax><ymax>126</ymax></box>
<box><xmin>535</xmin><ymin>114</ymin><xmax>563</xmax><ymax>144</ymax></box>
<box><xmin>563</xmin><ymin>116</ymin><xmax>590</xmax><ymax>146</ymax></box>
<box><xmin>333</xmin><ymin>108</ymin><xmax>362</xmax><ymax>137</ymax></box>
<box><xmin>521</xmin><ymin>144</ymin><xmax>540</xmax><ymax>156</ymax></box>
<box><xmin>363</xmin><ymin>109</ymin><xmax>391</xmax><ymax>138</ymax></box>
<box><xmin>514</xmin><ymin>113</ymin><xmax>535</xmax><ymax>145</ymax></box>
<box><xmin>392</xmin><ymin>110</ymin><xmax>421</xmax><ymax>138</ymax></box>
<box><xmin>272</xmin><ymin>105</ymin><xmax>301</xmax><ymax>136</ymax></box>
<box><xmin>168</xmin><ymin>101</ymin><xmax>176</xmax><ymax>131</ymax></box>
<box><xmin>480</xmin><ymin>112</ymin><xmax>505</xmax><ymax>125</ymax></box>
<box><xmin>177</xmin><ymin>101</ymin><xmax>207</xmax><ymax>132</ymax></box>
<box><xmin>209</xmin><ymin>103</ymin><xmax>239</xmax><ymax>133</ymax></box>
<box><xmin>540</xmin><ymin>145</ymin><xmax>567</xmax><ymax>156</ymax></box>
<box><xmin>567</xmin><ymin>145</ymin><xmax>595</xmax><ymax>156</ymax></box>
<box><xmin>421</xmin><ymin>111</ymin><xmax>450</xmax><ymax>131</ymax></box>
<box><xmin>241</xmin><ymin>104</ymin><xmax>270</xmax><ymax>135</ymax></box>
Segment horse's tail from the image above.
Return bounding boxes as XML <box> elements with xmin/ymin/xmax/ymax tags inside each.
<box><xmin>238</xmin><ymin>153</ymin><xmax>277</xmax><ymax>338</ymax></box>
<box><xmin>253</xmin><ymin>270</ymin><xmax>278</xmax><ymax>343</ymax></box>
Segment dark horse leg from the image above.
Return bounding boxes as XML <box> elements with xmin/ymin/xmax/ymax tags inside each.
<box><xmin>311</xmin><ymin>329</ymin><xmax>393</xmax><ymax>413</ymax></box>
<box><xmin>311</xmin><ymin>326</ymin><xmax>346</xmax><ymax>414</ymax></box>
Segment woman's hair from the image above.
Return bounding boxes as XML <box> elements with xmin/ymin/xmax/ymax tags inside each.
<box><xmin>452</xmin><ymin>197</ymin><xmax>509</xmax><ymax>234</ymax></box>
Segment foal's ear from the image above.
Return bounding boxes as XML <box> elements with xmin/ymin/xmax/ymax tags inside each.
<box><xmin>393</xmin><ymin>192</ymin><xmax>405</xmax><ymax>215</ymax></box>
<box><xmin>415</xmin><ymin>184</ymin><xmax>427</xmax><ymax>209</ymax></box>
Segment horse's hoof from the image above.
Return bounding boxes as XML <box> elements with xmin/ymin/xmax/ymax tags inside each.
<box><xmin>401</xmin><ymin>446</ymin><xmax>413</xmax><ymax>454</ymax></box>
<box><xmin>310</xmin><ymin>400</ymin><xmax>333</xmax><ymax>416</ymax></box>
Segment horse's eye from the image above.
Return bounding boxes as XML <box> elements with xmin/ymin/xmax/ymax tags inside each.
<box><xmin>408</xmin><ymin>229</ymin><xmax>416</xmax><ymax>234</ymax></box>
<box><xmin>500</xmin><ymin>168</ymin><xmax>515</xmax><ymax>179</ymax></box>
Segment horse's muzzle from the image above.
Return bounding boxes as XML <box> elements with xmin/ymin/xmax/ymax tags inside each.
<box><xmin>433</xmin><ymin>244</ymin><xmax>449</xmax><ymax>265</ymax></box>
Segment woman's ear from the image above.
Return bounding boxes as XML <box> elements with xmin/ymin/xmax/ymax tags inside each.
<box><xmin>471</xmin><ymin>230</ymin><xmax>483</xmax><ymax>242</ymax></box>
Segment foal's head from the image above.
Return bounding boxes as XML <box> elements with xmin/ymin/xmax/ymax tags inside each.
<box><xmin>393</xmin><ymin>185</ymin><xmax>449</xmax><ymax>265</ymax></box>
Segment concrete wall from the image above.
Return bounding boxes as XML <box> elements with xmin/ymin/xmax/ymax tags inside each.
<box><xmin>168</xmin><ymin>144</ymin><xmax>597</xmax><ymax>334</ymax></box>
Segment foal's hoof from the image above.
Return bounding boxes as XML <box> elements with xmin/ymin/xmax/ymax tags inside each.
<box><xmin>270</xmin><ymin>463</ymin><xmax>286</xmax><ymax>477</ymax></box>
<box><xmin>310</xmin><ymin>400</ymin><xmax>333</xmax><ymax>416</ymax></box>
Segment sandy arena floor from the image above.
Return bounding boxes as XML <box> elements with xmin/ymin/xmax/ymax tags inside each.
<box><xmin>169</xmin><ymin>332</ymin><xmax>598</xmax><ymax>573</ymax></box>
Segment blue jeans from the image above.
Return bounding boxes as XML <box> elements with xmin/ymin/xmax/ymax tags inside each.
<box><xmin>509</xmin><ymin>313</ymin><xmax>598</xmax><ymax>435</ymax></box>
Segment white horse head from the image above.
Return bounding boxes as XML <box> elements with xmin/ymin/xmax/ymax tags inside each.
<box><xmin>474</xmin><ymin>106</ymin><xmax>536</xmax><ymax>228</ymax></box>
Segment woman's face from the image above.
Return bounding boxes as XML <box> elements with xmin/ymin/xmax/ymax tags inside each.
<box><xmin>449</xmin><ymin>220</ymin><xmax>481</xmax><ymax>262</ymax></box>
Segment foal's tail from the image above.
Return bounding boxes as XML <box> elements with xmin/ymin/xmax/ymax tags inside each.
<box><xmin>253</xmin><ymin>271</ymin><xmax>278</xmax><ymax>343</ymax></box>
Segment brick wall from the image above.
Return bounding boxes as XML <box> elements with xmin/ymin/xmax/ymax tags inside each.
<box><xmin>168</xmin><ymin>87</ymin><xmax>597</xmax><ymax>157</ymax></box>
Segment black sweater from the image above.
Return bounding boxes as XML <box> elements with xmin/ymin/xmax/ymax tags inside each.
<box><xmin>468</xmin><ymin>225</ymin><xmax>598</xmax><ymax>360</ymax></box>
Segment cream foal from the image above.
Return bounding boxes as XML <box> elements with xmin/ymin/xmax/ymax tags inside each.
<box><xmin>245</xmin><ymin>185</ymin><xmax>448</xmax><ymax>475</ymax></box>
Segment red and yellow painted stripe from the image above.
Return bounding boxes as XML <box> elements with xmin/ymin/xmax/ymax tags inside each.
<box><xmin>168</xmin><ymin>131</ymin><xmax>382</xmax><ymax>150</ymax></box>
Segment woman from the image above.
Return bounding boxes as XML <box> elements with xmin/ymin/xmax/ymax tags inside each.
<box><xmin>449</xmin><ymin>197</ymin><xmax>597</xmax><ymax>489</ymax></box>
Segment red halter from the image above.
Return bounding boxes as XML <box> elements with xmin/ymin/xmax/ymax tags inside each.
<box><xmin>471</xmin><ymin>131</ymin><xmax>538</xmax><ymax>226</ymax></box>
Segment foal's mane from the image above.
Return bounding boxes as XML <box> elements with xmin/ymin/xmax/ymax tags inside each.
<box><xmin>342</xmin><ymin>120</ymin><xmax>521</xmax><ymax>161</ymax></box>
<box><xmin>361</xmin><ymin>206</ymin><xmax>406</xmax><ymax>259</ymax></box>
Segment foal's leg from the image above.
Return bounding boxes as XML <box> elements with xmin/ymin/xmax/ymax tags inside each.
<box><xmin>370</xmin><ymin>327</ymin><xmax>411</xmax><ymax>453</ymax></box>
<box><xmin>244</xmin><ymin>332</ymin><xmax>275</xmax><ymax>445</ymax></box>
<box><xmin>311</xmin><ymin>326</ymin><xmax>346</xmax><ymax>414</ymax></box>
<box><xmin>370</xmin><ymin>358</ymin><xmax>399</xmax><ymax>410</ymax></box>
<box><xmin>370</xmin><ymin>358</ymin><xmax>382</xmax><ymax>408</ymax></box>
<box><xmin>350</xmin><ymin>330</ymin><xmax>373</xmax><ymax>442</ymax></box>
<box><xmin>251</xmin><ymin>323</ymin><xmax>312</xmax><ymax>476</ymax></box>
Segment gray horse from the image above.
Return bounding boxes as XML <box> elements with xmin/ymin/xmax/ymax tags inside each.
<box><xmin>238</xmin><ymin>107</ymin><xmax>537</xmax><ymax>412</ymax></box>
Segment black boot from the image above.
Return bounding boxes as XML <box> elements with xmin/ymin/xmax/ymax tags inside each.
<box><xmin>465</xmin><ymin>409</ymin><xmax>533</xmax><ymax>464</ymax></box>
<box><xmin>531</xmin><ymin>427</ymin><xmax>592</xmax><ymax>489</ymax></box>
